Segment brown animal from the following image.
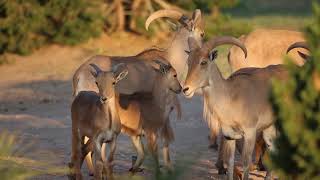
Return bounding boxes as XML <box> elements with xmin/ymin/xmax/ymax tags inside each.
<box><xmin>228</xmin><ymin>29</ymin><xmax>306</xmax><ymax>72</ymax></box>
<box><xmin>183</xmin><ymin>36</ymin><xmax>289</xmax><ymax>180</ymax></box>
<box><xmin>74</xmin><ymin>49</ymin><xmax>171</xmax><ymax>175</ymax></box>
<box><xmin>73</xmin><ymin>9</ymin><xmax>205</xmax><ymax>97</ymax></box>
<box><xmin>85</xmin><ymin>61</ymin><xmax>182</xmax><ymax>173</ymax></box>
<box><xmin>70</xmin><ymin>63</ymin><xmax>128</xmax><ymax>180</ymax></box>
<box><xmin>73</xmin><ymin>9</ymin><xmax>205</xmax><ymax>175</ymax></box>
<box><xmin>120</xmin><ymin>61</ymin><xmax>182</xmax><ymax>172</ymax></box>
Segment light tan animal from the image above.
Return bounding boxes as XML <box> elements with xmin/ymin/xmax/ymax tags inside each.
<box><xmin>214</xmin><ymin>40</ymin><xmax>311</xmax><ymax>175</ymax></box>
<box><xmin>210</xmin><ymin>29</ymin><xmax>307</xmax><ymax>173</ymax></box>
<box><xmin>70</xmin><ymin>63</ymin><xmax>128</xmax><ymax>180</ymax></box>
<box><xmin>183</xmin><ymin>36</ymin><xmax>289</xmax><ymax>180</ymax></box>
<box><xmin>228</xmin><ymin>29</ymin><xmax>306</xmax><ymax>72</ymax></box>
<box><xmin>145</xmin><ymin>9</ymin><xmax>205</xmax><ymax>84</ymax></box>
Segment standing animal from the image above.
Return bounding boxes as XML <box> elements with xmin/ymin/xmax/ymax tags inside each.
<box><xmin>72</xmin><ymin>9</ymin><xmax>205</xmax><ymax>175</ymax></box>
<box><xmin>183</xmin><ymin>36</ymin><xmax>289</xmax><ymax>180</ymax></box>
<box><xmin>212</xmin><ymin>29</ymin><xmax>307</xmax><ymax>172</ymax></box>
<box><xmin>85</xmin><ymin>60</ymin><xmax>182</xmax><ymax>173</ymax></box>
<box><xmin>214</xmin><ymin>40</ymin><xmax>311</xmax><ymax>174</ymax></box>
<box><xmin>228</xmin><ymin>29</ymin><xmax>306</xmax><ymax>72</ymax></box>
<box><xmin>70</xmin><ymin>63</ymin><xmax>128</xmax><ymax>180</ymax></box>
<box><xmin>119</xmin><ymin>61</ymin><xmax>182</xmax><ymax>172</ymax></box>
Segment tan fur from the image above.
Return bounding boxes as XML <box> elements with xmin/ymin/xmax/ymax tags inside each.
<box><xmin>203</xmin><ymin>87</ymin><xmax>220</xmax><ymax>148</ymax></box>
<box><xmin>183</xmin><ymin>36</ymin><xmax>287</xmax><ymax>180</ymax></box>
<box><xmin>116</xmin><ymin>67</ymin><xmax>181</xmax><ymax>171</ymax></box>
<box><xmin>229</xmin><ymin>29</ymin><xmax>306</xmax><ymax>72</ymax></box>
<box><xmin>117</xmin><ymin>97</ymin><xmax>142</xmax><ymax>136</ymax></box>
<box><xmin>217</xmin><ymin>30</ymin><xmax>304</xmax><ymax>173</ymax></box>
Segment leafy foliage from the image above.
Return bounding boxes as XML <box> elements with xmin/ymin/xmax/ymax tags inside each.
<box><xmin>42</xmin><ymin>0</ymin><xmax>105</xmax><ymax>45</ymax></box>
<box><xmin>205</xmin><ymin>15</ymin><xmax>252</xmax><ymax>38</ymax></box>
<box><xmin>269</xmin><ymin>2</ymin><xmax>320</xmax><ymax>179</ymax></box>
<box><xmin>169</xmin><ymin>0</ymin><xmax>238</xmax><ymax>13</ymax></box>
<box><xmin>0</xmin><ymin>0</ymin><xmax>105</xmax><ymax>55</ymax></box>
<box><xmin>0</xmin><ymin>0</ymin><xmax>46</xmax><ymax>55</ymax></box>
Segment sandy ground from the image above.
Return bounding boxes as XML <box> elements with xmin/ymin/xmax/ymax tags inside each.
<box><xmin>0</xmin><ymin>33</ymin><xmax>266</xmax><ymax>180</ymax></box>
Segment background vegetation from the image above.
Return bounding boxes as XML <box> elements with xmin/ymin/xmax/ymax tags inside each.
<box><xmin>0</xmin><ymin>0</ymin><xmax>316</xmax><ymax>179</ymax></box>
<box><xmin>269</xmin><ymin>2</ymin><xmax>320</xmax><ymax>179</ymax></box>
<box><xmin>0</xmin><ymin>0</ymin><xmax>311</xmax><ymax>59</ymax></box>
<box><xmin>0</xmin><ymin>131</ymin><xmax>67</xmax><ymax>180</ymax></box>
<box><xmin>0</xmin><ymin>0</ymin><xmax>105</xmax><ymax>55</ymax></box>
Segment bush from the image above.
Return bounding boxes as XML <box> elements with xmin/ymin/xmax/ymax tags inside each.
<box><xmin>269</xmin><ymin>2</ymin><xmax>320</xmax><ymax>179</ymax></box>
<box><xmin>0</xmin><ymin>0</ymin><xmax>46</xmax><ymax>55</ymax></box>
<box><xmin>0</xmin><ymin>0</ymin><xmax>105</xmax><ymax>56</ymax></box>
<box><xmin>205</xmin><ymin>15</ymin><xmax>252</xmax><ymax>38</ymax></box>
<box><xmin>42</xmin><ymin>0</ymin><xmax>105</xmax><ymax>45</ymax></box>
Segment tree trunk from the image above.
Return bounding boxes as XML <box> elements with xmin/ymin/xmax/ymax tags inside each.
<box><xmin>211</xmin><ymin>4</ymin><xmax>220</xmax><ymax>19</ymax></box>
<box><xmin>116</xmin><ymin>0</ymin><xmax>125</xmax><ymax>31</ymax></box>
<box><xmin>130</xmin><ymin>0</ymin><xmax>142</xmax><ymax>30</ymax></box>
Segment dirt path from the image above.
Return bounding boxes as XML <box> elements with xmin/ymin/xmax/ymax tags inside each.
<box><xmin>0</xmin><ymin>33</ymin><xmax>266</xmax><ymax>180</ymax></box>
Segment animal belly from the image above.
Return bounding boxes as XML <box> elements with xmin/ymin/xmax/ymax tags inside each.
<box><xmin>118</xmin><ymin>101</ymin><xmax>141</xmax><ymax>135</ymax></box>
<box><xmin>141</xmin><ymin>105</ymin><xmax>165</xmax><ymax>131</ymax></box>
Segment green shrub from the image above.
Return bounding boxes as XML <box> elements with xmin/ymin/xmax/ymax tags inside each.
<box><xmin>169</xmin><ymin>0</ymin><xmax>238</xmax><ymax>14</ymax></box>
<box><xmin>0</xmin><ymin>0</ymin><xmax>46</xmax><ymax>55</ymax></box>
<box><xmin>0</xmin><ymin>0</ymin><xmax>105</xmax><ymax>56</ymax></box>
<box><xmin>269</xmin><ymin>2</ymin><xmax>320</xmax><ymax>179</ymax></box>
<box><xmin>42</xmin><ymin>0</ymin><xmax>105</xmax><ymax>45</ymax></box>
<box><xmin>205</xmin><ymin>15</ymin><xmax>253</xmax><ymax>38</ymax></box>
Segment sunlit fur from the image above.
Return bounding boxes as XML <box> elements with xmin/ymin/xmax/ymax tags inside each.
<box><xmin>184</xmin><ymin>37</ymin><xmax>288</xmax><ymax>180</ymax></box>
<box><xmin>228</xmin><ymin>29</ymin><xmax>306</xmax><ymax>72</ymax></box>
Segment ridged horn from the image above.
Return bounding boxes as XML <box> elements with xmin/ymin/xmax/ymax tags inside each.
<box><xmin>286</xmin><ymin>42</ymin><xmax>309</xmax><ymax>54</ymax></box>
<box><xmin>145</xmin><ymin>9</ymin><xmax>184</xmax><ymax>30</ymax></box>
<box><xmin>205</xmin><ymin>36</ymin><xmax>247</xmax><ymax>58</ymax></box>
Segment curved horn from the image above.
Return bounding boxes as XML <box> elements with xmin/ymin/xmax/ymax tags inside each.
<box><xmin>286</xmin><ymin>42</ymin><xmax>309</xmax><ymax>54</ymax></box>
<box><xmin>205</xmin><ymin>36</ymin><xmax>247</xmax><ymax>58</ymax></box>
<box><xmin>145</xmin><ymin>9</ymin><xmax>184</xmax><ymax>30</ymax></box>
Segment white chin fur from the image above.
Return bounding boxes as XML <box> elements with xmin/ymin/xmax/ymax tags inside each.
<box><xmin>184</xmin><ymin>91</ymin><xmax>195</xmax><ymax>98</ymax></box>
